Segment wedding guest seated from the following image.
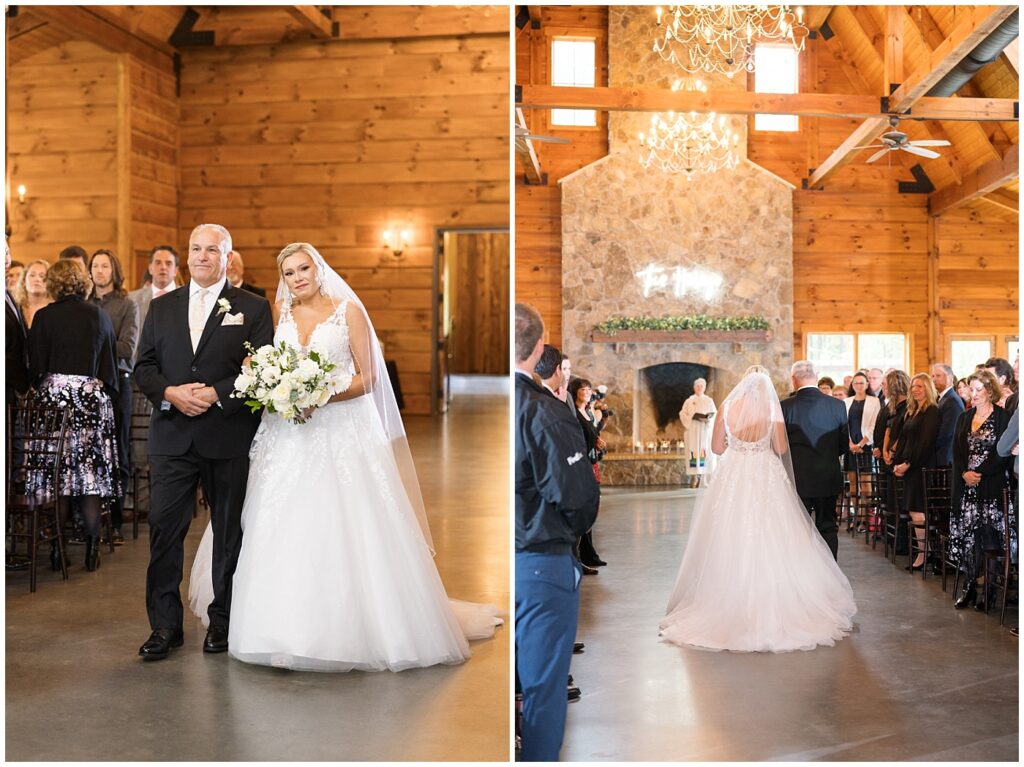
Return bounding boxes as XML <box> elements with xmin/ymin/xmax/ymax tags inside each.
<box><xmin>226</xmin><ymin>250</ymin><xmax>267</xmax><ymax>297</ymax></box>
<box><xmin>6</xmin><ymin>259</ymin><xmax>24</xmax><ymax>292</ymax></box>
<box><xmin>89</xmin><ymin>249</ymin><xmax>140</xmax><ymax>545</ymax></box>
<box><xmin>27</xmin><ymin>259</ymin><xmax>120</xmax><ymax>572</ymax></box>
<box><xmin>950</xmin><ymin>369</ymin><xmax>1014</xmax><ymax>610</ymax></box>
<box><xmin>984</xmin><ymin>356</ymin><xmax>1017</xmax><ymax>413</ymax></box>
<box><xmin>15</xmin><ymin>259</ymin><xmax>52</xmax><ymax>329</ymax></box>
<box><xmin>818</xmin><ymin>376</ymin><xmax>835</xmax><ymax>395</ymax></box>
<box><xmin>931</xmin><ymin>363</ymin><xmax>964</xmax><ymax>467</ymax></box>
<box><xmin>892</xmin><ymin>374</ymin><xmax>941</xmax><ymax>570</ymax></box>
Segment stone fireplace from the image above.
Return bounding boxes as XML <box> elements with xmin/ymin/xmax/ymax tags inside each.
<box><xmin>561</xmin><ymin>6</ymin><xmax>795</xmax><ymax>484</ymax></box>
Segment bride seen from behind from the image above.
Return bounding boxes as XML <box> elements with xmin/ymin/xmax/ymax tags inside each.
<box><xmin>189</xmin><ymin>242</ymin><xmax>502</xmax><ymax>672</ymax></box>
<box><xmin>659</xmin><ymin>365</ymin><xmax>857</xmax><ymax>653</ymax></box>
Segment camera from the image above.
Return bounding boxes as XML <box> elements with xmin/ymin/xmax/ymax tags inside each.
<box><xmin>591</xmin><ymin>385</ymin><xmax>614</xmax><ymax>418</ymax></box>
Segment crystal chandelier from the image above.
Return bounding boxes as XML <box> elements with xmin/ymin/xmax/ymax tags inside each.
<box><xmin>638</xmin><ymin>78</ymin><xmax>740</xmax><ymax>178</ymax></box>
<box><xmin>653</xmin><ymin>5</ymin><xmax>808</xmax><ymax>77</ymax></box>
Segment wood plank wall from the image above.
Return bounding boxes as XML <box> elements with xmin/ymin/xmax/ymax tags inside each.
<box><xmin>7</xmin><ymin>41</ymin><xmax>120</xmax><ymax>265</ymax></box>
<box><xmin>126</xmin><ymin>53</ymin><xmax>179</xmax><ymax>284</ymax></box>
<box><xmin>448</xmin><ymin>232</ymin><xmax>510</xmax><ymax>375</ymax></box>
<box><xmin>177</xmin><ymin>27</ymin><xmax>510</xmax><ymax>414</ymax></box>
<box><xmin>514</xmin><ymin>6</ymin><xmax>608</xmax><ymax>349</ymax></box>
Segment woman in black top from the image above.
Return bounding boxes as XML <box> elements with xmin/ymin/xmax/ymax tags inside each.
<box><xmin>892</xmin><ymin>374</ymin><xmax>941</xmax><ymax>570</ymax></box>
<box><xmin>950</xmin><ymin>370</ymin><xmax>1014</xmax><ymax>610</ymax></box>
<box><xmin>28</xmin><ymin>259</ymin><xmax>120</xmax><ymax>571</ymax></box>
<box><xmin>568</xmin><ymin>377</ymin><xmax>606</xmax><ymax>570</ymax></box>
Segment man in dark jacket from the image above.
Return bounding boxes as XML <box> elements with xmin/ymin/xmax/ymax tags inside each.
<box><xmin>5</xmin><ymin>238</ymin><xmax>29</xmax><ymax>405</ymax></box>
<box><xmin>781</xmin><ymin>360</ymin><xmax>848</xmax><ymax>560</ymax></box>
<box><xmin>932</xmin><ymin>363</ymin><xmax>965</xmax><ymax>467</ymax></box>
<box><xmin>515</xmin><ymin>303</ymin><xmax>598</xmax><ymax>762</ymax></box>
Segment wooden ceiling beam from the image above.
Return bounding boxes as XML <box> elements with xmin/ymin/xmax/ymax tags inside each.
<box><xmin>884</xmin><ymin>5</ymin><xmax>905</xmax><ymax>95</ymax></box>
<box><xmin>889</xmin><ymin>5</ymin><xmax>1017</xmax><ymax>111</ymax></box>
<box><xmin>284</xmin><ymin>6</ymin><xmax>337</xmax><ymax>39</ymax></box>
<box><xmin>84</xmin><ymin>6</ymin><xmax>179</xmax><ymax>55</ymax></box>
<box><xmin>25</xmin><ymin>5</ymin><xmax>175</xmax><ymax>72</ymax></box>
<box><xmin>516</xmin><ymin>84</ymin><xmax>1018</xmax><ymax>121</ymax></box>
<box><xmin>527</xmin><ymin>7</ymin><xmax>543</xmax><ymax>25</ymax></box>
<box><xmin>929</xmin><ymin>144</ymin><xmax>1020</xmax><ymax>215</ymax></box>
<box><xmin>515</xmin><ymin>107</ymin><xmax>543</xmax><ymax>185</ymax></box>
<box><xmin>805</xmin><ymin>6</ymin><xmax>833</xmax><ymax>31</ymax></box>
<box><xmin>980</xmin><ymin>187</ymin><xmax>1019</xmax><ymax>214</ymax></box>
<box><xmin>810</xmin><ymin>5</ymin><xmax>1016</xmax><ymax>190</ymax></box>
<box><xmin>1001</xmin><ymin>39</ymin><xmax>1019</xmax><ymax>77</ymax></box>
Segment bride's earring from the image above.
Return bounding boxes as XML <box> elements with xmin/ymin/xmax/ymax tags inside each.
<box><xmin>318</xmin><ymin>279</ymin><xmax>327</xmax><ymax>297</ymax></box>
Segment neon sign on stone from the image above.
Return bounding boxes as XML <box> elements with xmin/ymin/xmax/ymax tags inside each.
<box><xmin>635</xmin><ymin>265</ymin><xmax>723</xmax><ymax>301</ymax></box>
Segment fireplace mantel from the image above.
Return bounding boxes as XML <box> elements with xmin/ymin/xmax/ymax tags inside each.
<box><xmin>591</xmin><ymin>329</ymin><xmax>773</xmax><ymax>344</ymax></box>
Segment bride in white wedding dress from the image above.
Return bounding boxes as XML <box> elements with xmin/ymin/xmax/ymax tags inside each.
<box><xmin>189</xmin><ymin>242</ymin><xmax>502</xmax><ymax>672</ymax></box>
<box><xmin>659</xmin><ymin>366</ymin><xmax>856</xmax><ymax>653</ymax></box>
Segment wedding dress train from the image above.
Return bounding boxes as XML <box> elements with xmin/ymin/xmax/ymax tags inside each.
<box><xmin>659</xmin><ymin>378</ymin><xmax>857</xmax><ymax>653</ymax></box>
<box><xmin>189</xmin><ymin>300</ymin><xmax>502</xmax><ymax>671</ymax></box>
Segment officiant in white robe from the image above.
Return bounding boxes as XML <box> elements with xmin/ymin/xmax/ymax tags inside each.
<box><xmin>679</xmin><ymin>378</ymin><xmax>717</xmax><ymax>487</ymax></box>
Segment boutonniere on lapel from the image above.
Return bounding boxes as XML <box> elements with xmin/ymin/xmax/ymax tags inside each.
<box><xmin>216</xmin><ymin>298</ymin><xmax>232</xmax><ymax>316</ymax></box>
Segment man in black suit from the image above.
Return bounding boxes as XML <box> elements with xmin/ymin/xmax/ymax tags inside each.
<box><xmin>781</xmin><ymin>360</ymin><xmax>848</xmax><ymax>561</ymax></box>
<box><xmin>5</xmin><ymin>238</ymin><xmax>29</xmax><ymax>405</ymax></box>
<box><xmin>931</xmin><ymin>363</ymin><xmax>965</xmax><ymax>466</ymax></box>
<box><xmin>226</xmin><ymin>250</ymin><xmax>267</xmax><ymax>298</ymax></box>
<box><xmin>134</xmin><ymin>224</ymin><xmax>273</xmax><ymax>660</ymax></box>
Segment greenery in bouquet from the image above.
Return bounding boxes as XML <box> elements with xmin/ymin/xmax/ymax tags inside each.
<box><xmin>595</xmin><ymin>314</ymin><xmax>769</xmax><ymax>335</ymax></box>
<box><xmin>231</xmin><ymin>340</ymin><xmax>351</xmax><ymax>424</ymax></box>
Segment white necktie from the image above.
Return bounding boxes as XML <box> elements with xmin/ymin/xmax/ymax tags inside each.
<box><xmin>190</xmin><ymin>288</ymin><xmax>210</xmax><ymax>352</ymax></box>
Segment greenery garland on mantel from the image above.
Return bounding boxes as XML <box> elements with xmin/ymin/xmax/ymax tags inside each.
<box><xmin>594</xmin><ymin>315</ymin><xmax>770</xmax><ymax>335</ymax></box>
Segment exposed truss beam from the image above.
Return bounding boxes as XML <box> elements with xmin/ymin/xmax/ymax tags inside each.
<box><xmin>515</xmin><ymin>108</ymin><xmax>543</xmax><ymax>185</ymax></box>
<box><xmin>516</xmin><ymin>84</ymin><xmax>1018</xmax><ymax>121</ymax></box>
<box><xmin>284</xmin><ymin>6</ymin><xmax>337</xmax><ymax>39</ymax></box>
<box><xmin>980</xmin><ymin>188</ymin><xmax>1019</xmax><ymax>214</ymax></box>
<box><xmin>805</xmin><ymin>6</ymin><xmax>833</xmax><ymax>31</ymax></box>
<box><xmin>929</xmin><ymin>144</ymin><xmax>1020</xmax><ymax>215</ymax></box>
<box><xmin>810</xmin><ymin>5</ymin><xmax>1017</xmax><ymax>189</ymax></box>
<box><xmin>1002</xmin><ymin>38</ymin><xmax>1019</xmax><ymax>77</ymax></box>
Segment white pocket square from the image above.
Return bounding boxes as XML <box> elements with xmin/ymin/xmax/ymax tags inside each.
<box><xmin>222</xmin><ymin>312</ymin><xmax>245</xmax><ymax>326</ymax></box>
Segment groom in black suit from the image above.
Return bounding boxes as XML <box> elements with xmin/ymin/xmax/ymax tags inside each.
<box><xmin>781</xmin><ymin>360</ymin><xmax>848</xmax><ymax>561</ymax></box>
<box><xmin>134</xmin><ymin>224</ymin><xmax>273</xmax><ymax>660</ymax></box>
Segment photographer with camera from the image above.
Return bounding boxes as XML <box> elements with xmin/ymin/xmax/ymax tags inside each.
<box><xmin>568</xmin><ymin>377</ymin><xmax>609</xmax><ymax>571</ymax></box>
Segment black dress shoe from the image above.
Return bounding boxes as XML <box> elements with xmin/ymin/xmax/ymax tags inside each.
<box><xmin>567</xmin><ymin>686</ymin><xmax>581</xmax><ymax>702</ymax></box>
<box><xmin>573</xmin><ymin>642</ymin><xmax>585</xmax><ymax>654</ymax></box>
<box><xmin>954</xmin><ymin>579</ymin><xmax>977</xmax><ymax>610</ymax></box>
<box><xmin>581</xmin><ymin>557</ymin><xmax>608</xmax><ymax>567</ymax></box>
<box><xmin>203</xmin><ymin>624</ymin><xmax>229</xmax><ymax>653</ymax></box>
<box><xmin>580</xmin><ymin>563</ymin><xmax>598</xmax><ymax>575</ymax></box>
<box><xmin>139</xmin><ymin>629</ymin><xmax>184</xmax><ymax>661</ymax></box>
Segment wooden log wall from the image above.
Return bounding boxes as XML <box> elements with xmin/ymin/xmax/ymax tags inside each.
<box><xmin>7</xmin><ymin>41</ymin><xmax>120</xmax><ymax>265</ymax></box>
<box><xmin>177</xmin><ymin>26</ymin><xmax>510</xmax><ymax>415</ymax></box>
<box><xmin>448</xmin><ymin>231</ymin><xmax>510</xmax><ymax>375</ymax></box>
<box><xmin>514</xmin><ymin>6</ymin><xmax>608</xmax><ymax>349</ymax></box>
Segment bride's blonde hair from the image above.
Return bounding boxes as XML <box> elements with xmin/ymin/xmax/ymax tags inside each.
<box><xmin>276</xmin><ymin>242</ymin><xmax>321</xmax><ymax>271</ymax></box>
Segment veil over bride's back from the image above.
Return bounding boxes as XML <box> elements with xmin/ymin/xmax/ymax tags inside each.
<box><xmin>715</xmin><ymin>365</ymin><xmax>795</xmax><ymax>489</ymax></box>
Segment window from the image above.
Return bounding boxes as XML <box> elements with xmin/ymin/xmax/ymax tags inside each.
<box><xmin>753</xmin><ymin>45</ymin><xmax>798</xmax><ymax>132</ymax></box>
<box><xmin>551</xmin><ymin>38</ymin><xmax>596</xmax><ymax>127</ymax></box>
<box><xmin>806</xmin><ymin>332</ymin><xmax>909</xmax><ymax>384</ymax></box>
<box><xmin>950</xmin><ymin>338</ymin><xmax>993</xmax><ymax>380</ymax></box>
<box><xmin>1007</xmin><ymin>338</ymin><xmax>1019</xmax><ymax>365</ymax></box>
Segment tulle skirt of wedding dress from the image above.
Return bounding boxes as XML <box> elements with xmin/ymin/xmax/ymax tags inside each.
<box><xmin>659</xmin><ymin>448</ymin><xmax>857</xmax><ymax>653</ymax></box>
<box><xmin>188</xmin><ymin>395</ymin><xmax>502</xmax><ymax>672</ymax></box>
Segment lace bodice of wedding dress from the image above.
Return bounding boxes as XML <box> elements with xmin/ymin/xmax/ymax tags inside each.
<box><xmin>276</xmin><ymin>300</ymin><xmax>355</xmax><ymax>376</ymax></box>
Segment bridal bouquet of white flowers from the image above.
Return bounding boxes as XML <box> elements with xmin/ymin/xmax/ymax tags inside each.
<box><xmin>232</xmin><ymin>341</ymin><xmax>351</xmax><ymax>424</ymax></box>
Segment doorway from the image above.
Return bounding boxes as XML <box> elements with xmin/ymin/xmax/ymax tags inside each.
<box><xmin>433</xmin><ymin>228</ymin><xmax>510</xmax><ymax>414</ymax></box>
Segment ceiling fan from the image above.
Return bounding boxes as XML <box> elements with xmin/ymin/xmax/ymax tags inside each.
<box><xmin>514</xmin><ymin>124</ymin><xmax>570</xmax><ymax>145</ymax></box>
<box><xmin>854</xmin><ymin>116</ymin><xmax>950</xmax><ymax>163</ymax></box>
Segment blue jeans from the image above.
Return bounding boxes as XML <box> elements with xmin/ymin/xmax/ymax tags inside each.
<box><xmin>515</xmin><ymin>551</ymin><xmax>580</xmax><ymax>762</ymax></box>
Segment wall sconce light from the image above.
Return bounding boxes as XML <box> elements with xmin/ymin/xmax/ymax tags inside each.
<box><xmin>382</xmin><ymin>228</ymin><xmax>410</xmax><ymax>258</ymax></box>
<box><xmin>16</xmin><ymin>185</ymin><xmax>26</xmax><ymax>204</ymax></box>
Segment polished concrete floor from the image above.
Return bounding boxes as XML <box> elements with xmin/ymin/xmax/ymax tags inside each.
<box><xmin>564</xmin><ymin>487</ymin><xmax>1019</xmax><ymax>762</ymax></box>
<box><xmin>5</xmin><ymin>386</ymin><xmax>510</xmax><ymax>762</ymax></box>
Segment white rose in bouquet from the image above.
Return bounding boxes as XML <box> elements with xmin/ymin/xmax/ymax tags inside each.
<box><xmin>232</xmin><ymin>340</ymin><xmax>339</xmax><ymax>424</ymax></box>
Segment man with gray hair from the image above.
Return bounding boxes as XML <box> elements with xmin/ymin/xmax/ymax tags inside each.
<box><xmin>781</xmin><ymin>360</ymin><xmax>849</xmax><ymax>560</ymax></box>
<box><xmin>226</xmin><ymin>250</ymin><xmax>267</xmax><ymax>298</ymax></box>
<box><xmin>932</xmin><ymin>363</ymin><xmax>964</xmax><ymax>466</ymax></box>
<box><xmin>135</xmin><ymin>223</ymin><xmax>274</xmax><ymax>660</ymax></box>
<box><xmin>515</xmin><ymin>303</ymin><xmax>598</xmax><ymax>761</ymax></box>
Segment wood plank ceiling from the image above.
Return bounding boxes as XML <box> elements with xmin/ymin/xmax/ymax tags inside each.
<box><xmin>515</xmin><ymin>5</ymin><xmax>1019</xmax><ymax>220</ymax></box>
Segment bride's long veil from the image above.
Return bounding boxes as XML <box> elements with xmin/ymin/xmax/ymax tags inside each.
<box><xmin>715</xmin><ymin>367</ymin><xmax>795</xmax><ymax>489</ymax></box>
<box><xmin>275</xmin><ymin>243</ymin><xmax>435</xmax><ymax>554</ymax></box>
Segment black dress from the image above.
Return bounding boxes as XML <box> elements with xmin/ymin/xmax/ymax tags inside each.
<box><xmin>27</xmin><ymin>296</ymin><xmax>120</xmax><ymax>498</ymax></box>
<box><xmin>843</xmin><ymin>397</ymin><xmax>866</xmax><ymax>471</ymax></box>
<box><xmin>892</xmin><ymin>405</ymin><xmax>940</xmax><ymax>512</ymax></box>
